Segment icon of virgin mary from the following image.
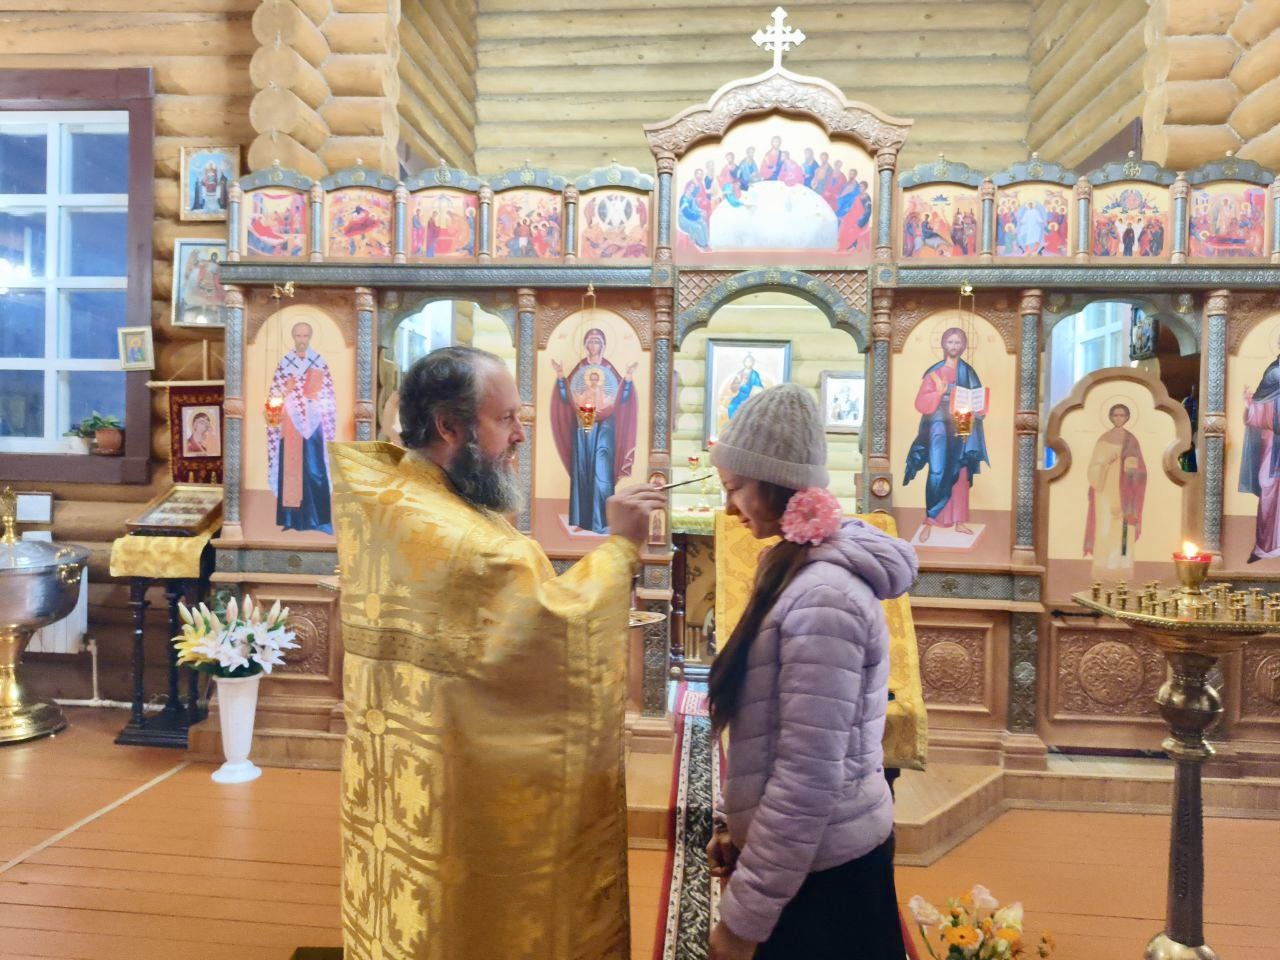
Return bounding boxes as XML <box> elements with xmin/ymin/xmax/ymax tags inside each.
<box><xmin>549</xmin><ymin>327</ymin><xmax>639</xmax><ymax>534</ymax></box>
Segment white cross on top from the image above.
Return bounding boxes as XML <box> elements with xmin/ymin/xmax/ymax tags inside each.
<box><xmin>752</xmin><ymin>6</ymin><xmax>806</xmax><ymax>71</ymax></box>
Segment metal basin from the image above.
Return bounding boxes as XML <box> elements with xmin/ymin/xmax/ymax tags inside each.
<box><xmin>1</xmin><ymin>540</ymin><xmax>90</xmax><ymax>743</ymax></box>
<box><xmin>0</xmin><ymin>544</ymin><xmax>90</xmax><ymax>632</ymax></box>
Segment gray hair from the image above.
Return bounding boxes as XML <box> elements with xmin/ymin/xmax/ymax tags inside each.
<box><xmin>398</xmin><ymin>345</ymin><xmax>502</xmax><ymax>450</ymax></box>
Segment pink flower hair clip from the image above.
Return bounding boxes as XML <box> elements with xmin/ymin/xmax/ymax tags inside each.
<box><xmin>780</xmin><ymin>488</ymin><xmax>842</xmax><ymax>545</ymax></box>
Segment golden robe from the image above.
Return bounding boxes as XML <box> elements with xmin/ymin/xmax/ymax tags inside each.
<box><xmin>329</xmin><ymin>442</ymin><xmax>638</xmax><ymax>960</ymax></box>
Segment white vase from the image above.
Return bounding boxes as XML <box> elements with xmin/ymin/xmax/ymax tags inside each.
<box><xmin>211</xmin><ymin>673</ymin><xmax>262</xmax><ymax>783</ymax></box>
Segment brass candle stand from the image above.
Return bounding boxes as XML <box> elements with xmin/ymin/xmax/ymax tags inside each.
<box><xmin>1072</xmin><ymin>559</ymin><xmax>1277</xmax><ymax>960</ymax></box>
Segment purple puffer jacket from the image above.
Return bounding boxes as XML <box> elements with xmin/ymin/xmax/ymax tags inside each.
<box><xmin>717</xmin><ymin>518</ymin><xmax>918</xmax><ymax>944</ymax></box>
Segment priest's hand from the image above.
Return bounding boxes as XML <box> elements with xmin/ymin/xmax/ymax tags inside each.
<box><xmin>607</xmin><ymin>484</ymin><xmax>667</xmax><ymax>546</ymax></box>
<box><xmin>709</xmin><ymin>920</ymin><xmax>757</xmax><ymax>960</ymax></box>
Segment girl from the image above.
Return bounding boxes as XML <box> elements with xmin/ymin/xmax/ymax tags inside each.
<box><xmin>705</xmin><ymin>384</ymin><xmax>917</xmax><ymax>960</ymax></box>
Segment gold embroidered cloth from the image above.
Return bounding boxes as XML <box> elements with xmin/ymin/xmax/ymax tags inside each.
<box><xmin>108</xmin><ymin>528</ymin><xmax>215</xmax><ymax>579</ymax></box>
<box><xmin>330</xmin><ymin>442</ymin><xmax>638</xmax><ymax>960</ymax></box>
<box><xmin>714</xmin><ymin>509</ymin><xmax>928</xmax><ymax>771</ymax></box>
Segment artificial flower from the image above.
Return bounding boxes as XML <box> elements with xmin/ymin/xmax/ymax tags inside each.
<box><xmin>780</xmin><ymin>487</ymin><xmax>842</xmax><ymax>545</ymax></box>
<box><xmin>908</xmin><ymin>895</ymin><xmax>943</xmax><ymax>926</ymax></box>
<box><xmin>993</xmin><ymin>903</ymin><xmax>1023</xmax><ymax>929</ymax></box>
<box><xmin>171</xmin><ymin>593</ymin><xmax>297</xmax><ymax>679</ymax></box>
<box><xmin>971</xmin><ymin>884</ymin><xmax>999</xmax><ymax>912</ymax></box>
<box><xmin>944</xmin><ymin>925</ymin><xmax>982</xmax><ymax>949</ymax></box>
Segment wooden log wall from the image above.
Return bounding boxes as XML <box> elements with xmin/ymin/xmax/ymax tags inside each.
<box><xmin>1028</xmin><ymin>0</ymin><xmax>1149</xmax><ymax>165</ymax></box>
<box><xmin>1228</xmin><ymin>1</ymin><xmax>1280</xmax><ymax>167</ymax></box>
<box><xmin>1142</xmin><ymin>0</ymin><xmax>1280</xmax><ymax>170</ymax></box>
<box><xmin>1144</xmin><ymin>0</ymin><xmax>1246</xmax><ymax>169</ymax></box>
<box><xmin>473</xmin><ymin>0</ymin><xmax>1034</xmax><ymax>175</ymax></box>
<box><xmin>399</xmin><ymin>0</ymin><xmax>477</xmax><ymax>171</ymax></box>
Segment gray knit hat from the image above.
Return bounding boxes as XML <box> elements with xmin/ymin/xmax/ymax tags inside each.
<box><xmin>710</xmin><ymin>383</ymin><xmax>828</xmax><ymax>489</ymax></box>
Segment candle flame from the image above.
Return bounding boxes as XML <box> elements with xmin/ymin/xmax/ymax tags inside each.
<box><xmin>1182</xmin><ymin>541</ymin><xmax>1199</xmax><ymax>558</ymax></box>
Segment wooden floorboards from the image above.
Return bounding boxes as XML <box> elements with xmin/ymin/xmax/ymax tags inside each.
<box><xmin>2</xmin><ymin>707</ymin><xmax>1277</xmax><ymax>960</ymax></box>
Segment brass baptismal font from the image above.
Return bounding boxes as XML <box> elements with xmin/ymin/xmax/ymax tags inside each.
<box><xmin>1072</xmin><ymin>543</ymin><xmax>1276</xmax><ymax>960</ymax></box>
<box><xmin>0</xmin><ymin>488</ymin><xmax>91</xmax><ymax>743</ymax></box>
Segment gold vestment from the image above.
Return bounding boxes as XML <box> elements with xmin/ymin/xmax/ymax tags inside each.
<box><xmin>330</xmin><ymin>442</ymin><xmax>638</xmax><ymax>960</ymax></box>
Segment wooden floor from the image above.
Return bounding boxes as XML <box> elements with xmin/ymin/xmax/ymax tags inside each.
<box><xmin>3</xmin><ymin>708</ymin><xmax>1278</xmax><ymax>960</ymax></box>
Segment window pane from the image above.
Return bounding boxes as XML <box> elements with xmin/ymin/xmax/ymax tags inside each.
<box><xmin>0</xmin><ymin>210</ymin><xmax>47</xmax><ymax>278</ymax></box>
<box><xmin>62</xmin><ymin>290</ymin><xmax>127</xmax><ymax>359</ymax></box>
<box><xmin>66</xmin><ymin>130</ymin><xmax>128</xmax><ymax>194</ymax></box>
<box><xmin>63</xmin><ymin>370</ymin><xmax>126</xmax><ymax>432</ymax></box>
<box><xmin>1081</xmin><ymin>338</ymin><xmax>1106</xmax><ymax>372</ymax></box>
<box><xmin>0</xmin><ymin>128</ymin><xmax>47</xmax><ymax>194</ymax></box>
<box><xmin>0</xmin><ymin>369</ymin><xmax>44</xmax><ymax>437</ymax></box>
<box><xmin>0</xmin><ymin>290</ymin><xmax>45</xmax><ymax>358</ymax></box>
<box><xmin>65</xmin><ymin>210</ymin><xmax>127</xmax><ymax>276</ymax></box>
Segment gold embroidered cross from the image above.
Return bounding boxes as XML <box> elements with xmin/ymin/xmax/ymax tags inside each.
<box><xmin>753</xmin><ymin>6</ymin><xmax>805</xmax><ymax>71</ymax></box>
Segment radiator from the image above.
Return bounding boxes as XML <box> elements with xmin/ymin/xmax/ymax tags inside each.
<box><xmin>22</xmin><ymin>531</ymin><xmax>88</xmax><ymax>655</ymax></box>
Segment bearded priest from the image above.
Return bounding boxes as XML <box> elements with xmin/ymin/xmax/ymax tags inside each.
<box><xmin>329</xmin><ymin>345</ymin><xmax>665</xmax><ymax>960</ymax></box>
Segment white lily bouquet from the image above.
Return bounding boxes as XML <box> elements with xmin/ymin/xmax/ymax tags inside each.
<box><xmin>173</xmin><ymin>594</ymin><xmax>299</xmax><ymax>678</ymax></box>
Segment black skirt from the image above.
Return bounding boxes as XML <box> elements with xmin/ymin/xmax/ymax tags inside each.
<box><xmin>753</xmin><ymin>833</ymin><xmax>906</xmax><ymax>960</ymax></box>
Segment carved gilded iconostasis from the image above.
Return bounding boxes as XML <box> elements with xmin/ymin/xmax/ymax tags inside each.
<box><xmin>190</xmin><ymin>11</ymin><xmax>1280</xmax><ymax>775</ymax></box>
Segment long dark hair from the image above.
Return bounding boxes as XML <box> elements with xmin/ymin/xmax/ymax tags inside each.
<box><xmin>708</xmin><ymin>482</ymin><xmax>807</xmax><ymax>732</ymax></box>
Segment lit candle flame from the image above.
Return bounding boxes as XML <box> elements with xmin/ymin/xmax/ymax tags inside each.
<box><xmin>1182</xmin><ymin>541</ymin><xmax>1200</xmax><ymax>558</ymax></box>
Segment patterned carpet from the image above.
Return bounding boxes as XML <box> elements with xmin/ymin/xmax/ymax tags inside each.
<box><xmin>655</xmin><ymin>684</ymin><xmax>718</xmax><ymax>960</ymax></box>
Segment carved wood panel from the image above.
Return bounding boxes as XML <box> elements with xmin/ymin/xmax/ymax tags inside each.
<box><xmin>1054</xmin><ymin>632</ymin><xmax>1164</xmax><ymax>717</ymax></box>
<box><xmin>918</xmin><ymin>625</ymin><xmax>988</xmax><ymax>706</ymax></box>
<box><xmin>1226</xmin><ymin>291</ymin><xmax>1280</xmax><ymax>354</ymax></box>
<box><xmin>245</xmin><ymin>289</ymin><xmax>358</xmax><ymax>348</ymax></box>
<box><xmin>535</xmin><ymin>290</ymin><xmax>652</xmax><ymax>349</ymax></box>
<box><xmin>891</xmin><ymin>291</ymin><xmax>1019</xmax><ymax>354</ymax></box>
<box><xmin>276</xmin><ymin>599</ymin><xmax>335</xmax><ymax>676</ymax></box>
<box><xmin>1242</xmin><ymin>647</ymin><xmax>1280</xmax><ymax>719</ymax></box>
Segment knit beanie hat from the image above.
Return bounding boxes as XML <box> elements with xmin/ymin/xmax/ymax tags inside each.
<box><xmin>710</xmin><ymin>383</ymin><xmax>828</xmax><ymax>490</ymax></box>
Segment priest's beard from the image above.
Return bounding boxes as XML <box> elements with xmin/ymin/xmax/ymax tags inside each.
<box><xmin>445</xmin><ymin>432</ymin><xmax>523</xmax><ymax>514</ymax></box>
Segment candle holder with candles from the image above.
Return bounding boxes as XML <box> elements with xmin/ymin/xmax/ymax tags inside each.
<box><xmin>263</xmin><ymin>393</ymin><xmax>284</xmax><ymax>428</ymax></box>
<box><xmin>1072</xmin><ymin>541</ymin><xmax>1277</xmax><ymax>960</ymax></box>
<box><xmin>576</xmin><ymin>403</ymin><xmax>597</xmax><ymax>431</ymax></box>
<box><xmin>952</xmin><ymin>408</ymin><xmax>974</xmax><ymax>439</ymax></box>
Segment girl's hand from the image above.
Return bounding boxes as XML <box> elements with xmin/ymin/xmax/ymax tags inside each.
<box><xmin>706</xmin><ymin>830</ymin><xmax>739</xmax><ymax>880</ymax></box>
<box><xmin>709</xmin><ymin>920</ymin><xmax>757</xmax><ymax>960</ymax></box>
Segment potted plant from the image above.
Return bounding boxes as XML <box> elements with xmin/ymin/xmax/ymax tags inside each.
<box><xmin>61</xmin><ymin>426</ymin><xmax>91</xmax><ymax>455</ymax></box>
<box><xmin>172</xmin><ymin>594</ymin><xmax>298</xmax><ymax>783</ymax></box>
<box><xmin>79</xmin><ymin>412</ymin><xmax>124</xmax><ymax>456</ymax></box>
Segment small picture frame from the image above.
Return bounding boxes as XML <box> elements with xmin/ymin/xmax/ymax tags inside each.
<box><xmin>117</xmin><ymin>326</ymin><xmax>155</xmax><ymax>371</ymax></box>
<box><xmin>820</xmin><ymin>371</ymin><xmax>865</xmax><ymax>433</ymax></box>
<box><xmin>15</xmin><ymin>491</ymin><xmax>53</xmax><ymax>524</ymax></box>
<box><xmin>171</xmin><ymin>238</ymin><xmax>228</xmax><ymax>327</ymax></box>
<box><xmin>179</xmin><ymin>145</ymin><xmax>240</xmax><ymax>222</ymax></box>
<box><xmin>1130</xmin><ymin>310</ymin><xmax>1158</xmax><ymax>361</ymax></box>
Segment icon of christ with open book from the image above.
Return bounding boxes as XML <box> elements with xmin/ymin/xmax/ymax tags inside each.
<box><xmin>903</xmin><ymin>326</ymin><xmax>990</xmax><ymax>544</ymax></box>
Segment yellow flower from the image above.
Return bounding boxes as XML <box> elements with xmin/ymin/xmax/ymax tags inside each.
<box><xmin>1038</xmin><ymin>931</ymin><xmax>1055</xmax><ymax>957</ymax></box>
<box><xmin>995</xmin><ymin>927</ymin><xmax>1021</xmax><ymax>947</ymax></box>
<box><xmin>944</xmin><ymin>925</ymin><xmax>982</xmax><ymax>949</ymax></box>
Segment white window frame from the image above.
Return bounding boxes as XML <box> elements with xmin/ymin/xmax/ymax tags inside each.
<box><xmin>0</xmin><ymin>109</ymin><xmax>129</xmax><ymax>453</ymax></box>
<box><xmin>1072</xmin><ymin>301</ymin><xmax>1131</xmax><ymax>378</ymax></box>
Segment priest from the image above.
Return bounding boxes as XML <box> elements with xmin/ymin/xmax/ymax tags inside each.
<box><xmin>329</xmin><ymin>345</ymin><xmax>664</xmax><ymax>960</ymax></box>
